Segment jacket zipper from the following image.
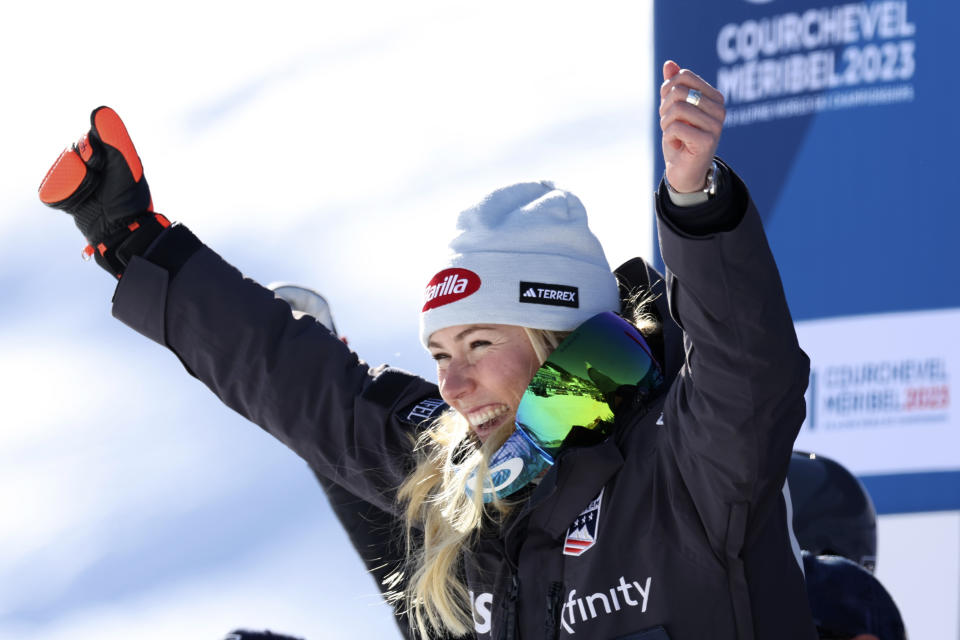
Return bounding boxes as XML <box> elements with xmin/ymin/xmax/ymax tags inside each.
<box><xmin>497</xmin><ymin>573</ymin><xmax>519</xmax><ymax>640</ymax></box>
<box><xmin>545</xmin><ymin>581</ymin><xmax>564</xmax><ymax>640</ymax></box>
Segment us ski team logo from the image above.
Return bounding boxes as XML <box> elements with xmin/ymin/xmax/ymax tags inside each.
<box><xmin>563</xmin><ymin>488</ymin><xmax>604</xmax><ymax>556</ymax></box>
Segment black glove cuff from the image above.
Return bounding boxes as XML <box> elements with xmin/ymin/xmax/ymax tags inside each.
<box><xmin>90</xmin><ymin>213</ymin><xmax>171</xmax><ymax>279</ymax></box>
<box><xmin>141</xmin><ymin>223</ymin><xmax>204</xmax><ymax>279</ymax></box>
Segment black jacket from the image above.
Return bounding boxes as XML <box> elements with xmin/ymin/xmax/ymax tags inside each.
<box><xmin>111</xmin><ymin>162</ymin><xmax>816</xmax><ymax>639</ymax></box>
<box><xmin>315</xmin><ymin>254</ymin><xmax>677</xmax><ymax>640</ymax></box>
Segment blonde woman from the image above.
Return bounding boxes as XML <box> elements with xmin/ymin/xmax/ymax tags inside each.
<box><xmin>39</xmin><ymin>62</ymin><xmax>816</xmax><ymax>639</ymax></box>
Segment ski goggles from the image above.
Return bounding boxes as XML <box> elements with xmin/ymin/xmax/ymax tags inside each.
<box><xmin>464</xmin><ymin>311</ymin><xmax>663</xmax><ymax>502</ymax></box>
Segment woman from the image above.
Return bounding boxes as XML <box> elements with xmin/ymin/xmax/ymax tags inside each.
<box><xmin>38</xmin><ymin>61</ymin><xmax>816</xmax><ymax>639</ymax></box>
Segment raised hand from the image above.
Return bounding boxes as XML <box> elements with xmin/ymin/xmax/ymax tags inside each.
<box><xmin>659</xmin><ymin>60</ymin><xmax>726</xmax><ymax>194</ymax></box>
<box><xmin>39</xmin><ymin>106</ymin><xmax>168</xmax><ymax>277</ymax></box>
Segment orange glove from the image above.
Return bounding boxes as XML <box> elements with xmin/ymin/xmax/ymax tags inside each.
<box><xmin>39</xmin><ymin>107</ymin><xmax>169</xmax><ymax>277</ymax></box>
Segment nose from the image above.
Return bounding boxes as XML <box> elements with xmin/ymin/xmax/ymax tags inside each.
<box><xmin>439</xmin><ymin>358</ymin><xmax>475</xmax><ymax>402</ymax></box>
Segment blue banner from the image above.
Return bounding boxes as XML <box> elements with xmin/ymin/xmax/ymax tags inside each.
<box><xmin>652</xmin><ymin>0</ymin><xmax>958</xmax><ymax>517</ymax></box>
<box><xmin>652</xmin><ymin>0</ymin><xmax>957</xmax><ymax>320</ymax></box>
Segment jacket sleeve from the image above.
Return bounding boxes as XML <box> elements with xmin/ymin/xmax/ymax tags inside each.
<box><xmin>111</xmin><ymin>225</ymin><xmax>439</xmax><ymax>514</ymax></box>
<box><xmin>654</xmin><ymin>159</ymin><xmax>810</xmax><ymax>550</ymax></box>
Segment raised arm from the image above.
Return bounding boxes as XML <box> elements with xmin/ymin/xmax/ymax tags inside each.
<box><xmin>655</xmin><ymin>63</ymin><xmax>810</xmax><ymax>516</ymax></box>
<box><xmin>38</xmin><ymin>107</ymin><xmax>437</xmax><ymax>513</ymax></box>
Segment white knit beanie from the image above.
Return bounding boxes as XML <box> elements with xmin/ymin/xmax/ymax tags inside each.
<box><xmin>419</xmin><ymin>180</ymin><xmax>620</xmax><ymax>346</ymax></box>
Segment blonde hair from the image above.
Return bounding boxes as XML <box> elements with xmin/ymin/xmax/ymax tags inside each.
<box><xmin>392</xmin><ymin>298</ymin><xmax>659</xmax><ymax>637</ymax></box>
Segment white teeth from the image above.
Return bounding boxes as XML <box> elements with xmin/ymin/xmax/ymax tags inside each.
<box><xmin>467</xmin><ymin>405</ymin><xmax>509</xmax><ymax>428</ymax></box>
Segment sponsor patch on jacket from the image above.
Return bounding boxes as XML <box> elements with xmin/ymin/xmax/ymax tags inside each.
<box><xmin>564</xmin><ymin>488</ymin><xmax>604</xmax><ymax>556</ymax></box>
<box><xmin>398</xmin><ymin>397</ymin><xmax>447</xmax><ymax>425</ymax></box>
<box><xmin>422</xmin><ymin>268</ymin><xmax>481</xmax><ymax>311</ymax></box>
<box><xmin>519</xmin><ymin>281</ymin><xmax>579</xmax><ymax>308</ymax></box>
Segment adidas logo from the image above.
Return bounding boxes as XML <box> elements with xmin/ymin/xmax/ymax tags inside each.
<box><xmin>519</xmin><ymin>281</ymin><xmax>579</xmax><ymax>308</ymax></box>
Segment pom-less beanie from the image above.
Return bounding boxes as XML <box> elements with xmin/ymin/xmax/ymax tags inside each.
<box><xmin>419</xmin><ymin>180</ymin><xmax>620</xmax><ymax>346</ymax></box>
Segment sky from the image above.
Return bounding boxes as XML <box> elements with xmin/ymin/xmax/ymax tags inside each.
<box><xmin>0</xmin><ymin>2</ymin><xmax>658</xmax><ymax>638</ymax></box>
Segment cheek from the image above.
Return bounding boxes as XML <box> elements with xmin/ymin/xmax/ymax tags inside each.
<box><xmin>499</xmin><ymin>356</ymin><xmax>539</xmax><ymax>400</ymax></box>
<box><xmin>435</xmin><ymin>369</ymin><xmax>451</xmax><ymax>402</ymax></box>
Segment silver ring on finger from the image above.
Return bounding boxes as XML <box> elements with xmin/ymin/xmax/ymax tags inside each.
<box><xmin>685</xmin><ymin>88</ymin><xmax>702</xmax><ymax>107</ymax></box>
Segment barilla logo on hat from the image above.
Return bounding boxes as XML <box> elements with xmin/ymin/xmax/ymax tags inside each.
<box><xmin>423</xmin><ymin>268</ymin><xmax>481</xmax><ymax>311</ymax></box>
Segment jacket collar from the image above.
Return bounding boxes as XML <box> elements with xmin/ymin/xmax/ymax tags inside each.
<box><xmin>526</xmin><ymin>437</ymin><xmax>624</xmax><ymax>539</ymax></box>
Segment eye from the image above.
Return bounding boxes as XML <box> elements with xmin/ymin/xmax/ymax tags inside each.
<box><xmin>431</xmin><ymin>352</ymin><xmax>450</xmax><ymax>362</ymax></box>
<box><xmin>469</xmin><ymin>340</ymin><xmax>491</xmax><ymax>350</ymax></box>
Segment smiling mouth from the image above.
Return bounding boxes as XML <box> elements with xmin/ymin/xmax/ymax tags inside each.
<box><xmin>466</xmin><ymin>405</ymin><xmax>512</xmax><ymax>438</ymax></box>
